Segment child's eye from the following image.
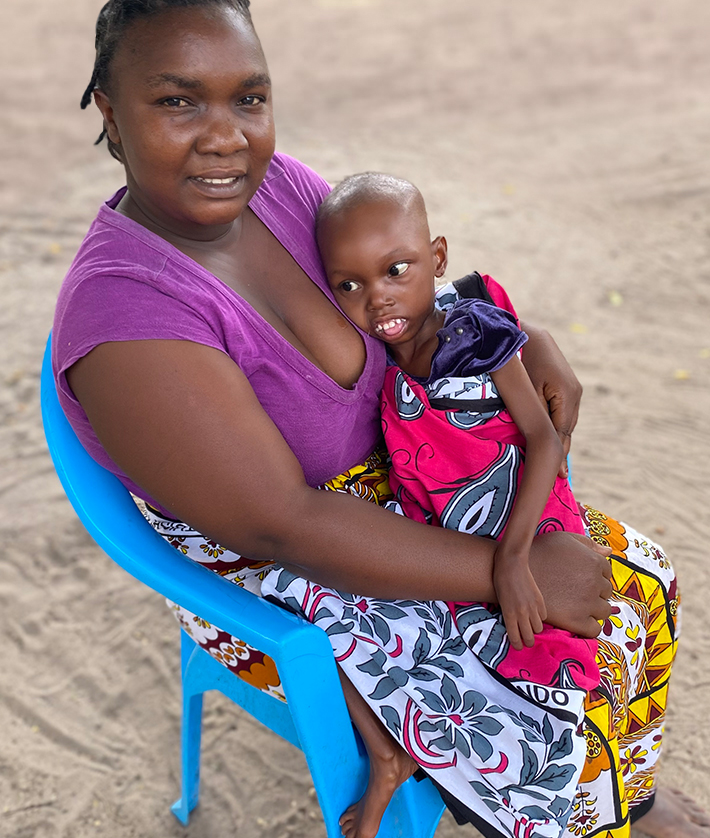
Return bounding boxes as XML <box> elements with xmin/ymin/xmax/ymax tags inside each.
<box><xmin>338</xmin><ymin>280</ymin><xmax>361</xmax><ymax>293</ymax></box>
<box><xmin>161</xmin><ymin>97</ymin><xmax>191</xmax><ymax>109</ymax></box>
<box><xmin>388</xmin><ymin>262</ymin><xmax>409</xmax><ymax>277</ymax></box>
<box><xmin>239</xmin><ymin>95</ymin><xmax>266</xmax><ymax>106</ymax></box>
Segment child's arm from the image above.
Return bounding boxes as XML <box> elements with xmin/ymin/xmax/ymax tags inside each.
<box><xmin>489</xmin><ymin>354</ymin><xmax>566</xmax><ymax>650</ymax></box>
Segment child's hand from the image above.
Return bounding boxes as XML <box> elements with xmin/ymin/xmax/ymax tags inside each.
<box><xmin>493</xmin><ymin>550</ymin><xmax>548</xmax><ymax>650</ymax></box>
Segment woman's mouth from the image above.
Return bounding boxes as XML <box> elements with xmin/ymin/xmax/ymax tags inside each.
<box><xmin>194</xmin><ymin>176</ymin><xmax>239</xmax><ymax>184</ymax></box>
<box><xmin>189</xmin><ymin>174</ymin><xmax>246</xmax><ymax>197</ymax></box>
<box><xmin>373</xmin><ymin>317</ymin><xmax>408</xmax><ymax>340</ymax></box>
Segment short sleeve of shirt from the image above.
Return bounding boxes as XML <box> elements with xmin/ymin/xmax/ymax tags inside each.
<box><xmin>52</xmin><ymin>269</ymin><xmax>227</xmax><ymax>407</ymax></box>
<box><xmin>50</xmin><ymin>152</ymin><xmax>384</xmax><ymax>511</ymax></box>
<box><xmin>435</xmin><ymin>273</ymin><xmax>519</xmax><ymax>320</ymax></box>
<box><xmin>431</xmin><ymin>297</ymin><xmax>528</xmax><ymax>379</ymax></box>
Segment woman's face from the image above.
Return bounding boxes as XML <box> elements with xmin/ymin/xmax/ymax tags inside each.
<box><xmin>95</xmin><ymin>6</ymin><xmax>275</xmax><ymax>241</ymax></box>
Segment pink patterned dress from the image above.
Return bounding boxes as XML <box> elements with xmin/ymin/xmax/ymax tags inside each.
<box><xmin>381</xmin><ymin>279</ymin><xmax>599</xmax><ymax>693</ymax></box>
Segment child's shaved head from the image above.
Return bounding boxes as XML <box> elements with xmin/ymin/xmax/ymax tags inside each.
<box><xmin>317</xmin><ymin>172</ymin><xmax>429</xmax><ymax>238</ymax></box>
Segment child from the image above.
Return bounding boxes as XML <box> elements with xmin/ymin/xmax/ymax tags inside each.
<box><xmin>317</xmin><ymin>172</ymin><xmax>598</xmax><ymax>661</ymax></box>
<box><xmin>316</xmin><ymin>173</ymin><xmax>602</xmax><ymax>838</ymax></box>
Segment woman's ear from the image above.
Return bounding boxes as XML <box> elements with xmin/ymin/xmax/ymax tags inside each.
<box><xmin>432</xmin><ymin>235</ymin><xmax>448</xmax><ymax>278</ymax></box>
<box><xmin>93</xmin><ymin>89</ymin><xmax>121</xmax><ymax>146</ymax></box>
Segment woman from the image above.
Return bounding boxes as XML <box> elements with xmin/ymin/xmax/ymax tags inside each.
<box><xmin>52</xmin><ymin>1</ymin><xmax>706</xmax><ymax>837</ymax></box>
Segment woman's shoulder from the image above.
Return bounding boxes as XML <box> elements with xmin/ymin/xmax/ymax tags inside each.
<box><xmin>255</xmin><ymin>151</ymin><xmax>331</xmax><ymax>217</ymax></box>
<box><xmin>52</xmin><ymin>196</ymin><xmax>238</xmax><ymax>392</ymax></box>
<box><xmin>55</xmin><ymin>194</ymin><xmax>217</xmax><ymax>327</ymax></box>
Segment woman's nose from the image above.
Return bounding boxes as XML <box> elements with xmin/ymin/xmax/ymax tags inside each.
<box><xmin>195</xmin><ymin>108</ymin><xmax>249</xmax><ymax>156</ymax></box>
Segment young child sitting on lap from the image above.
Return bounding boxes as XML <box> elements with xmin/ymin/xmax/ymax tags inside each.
<box><xmin>317</xmin><ymin>171</ymin><xmax>598</xmax><ymax>664</ymax></box>
<box><xmin>316</xmin><ymin>173</ymin><xmax>602</xmax><ymax>837</ymax></box>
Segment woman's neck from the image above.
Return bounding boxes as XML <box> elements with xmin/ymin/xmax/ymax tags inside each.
<box><xmin>116</xmin><ymin>189</ymin><xmax>244</xmax><ymax>250</ymax></box>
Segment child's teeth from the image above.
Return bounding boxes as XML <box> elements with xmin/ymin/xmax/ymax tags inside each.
<box><xmin>376</xmin><ymin>318</ymin><xmax>404</xmax><ymax>333</ymax></box>
<box><xmin>196</xmin><ymin>177</ymin><xmax>238</xmax><ymax>183</ymax></box>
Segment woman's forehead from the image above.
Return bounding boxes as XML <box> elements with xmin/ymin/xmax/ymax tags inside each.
<box><xmin>112</xmin><ymin>5</ymin><xmax>266</xmax><ymax>83</ymax></box>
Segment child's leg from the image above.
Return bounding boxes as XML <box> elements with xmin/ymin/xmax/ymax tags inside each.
<box><xmin>337</xmin><ymin>668</ymin><xmax>418</xmax><ymax>838</ymax></box>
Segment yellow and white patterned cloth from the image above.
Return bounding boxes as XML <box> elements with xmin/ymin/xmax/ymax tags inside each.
<box><xmin>141</xmin><ymin>454</ymin><xmax>679</xmax><ymax>838</ymax></box>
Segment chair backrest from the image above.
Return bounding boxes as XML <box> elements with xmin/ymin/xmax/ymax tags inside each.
<box><xmin>40</xmin><ymin>336</ymin><xmax>307</xmax><ymax>656</ymax></box>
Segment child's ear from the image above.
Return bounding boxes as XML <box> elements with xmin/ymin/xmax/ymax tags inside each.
<box><xmin>432</xmin><ymin>236</ymin><xmax>448</xmax><ymax>278</ymax></box>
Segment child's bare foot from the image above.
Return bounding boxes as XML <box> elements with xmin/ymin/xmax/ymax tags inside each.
<box><xmin>634</xmin><ymin>787</ymin><xmax>710</xmax><ymax>838</ymax></box>
<box><xmin>336</xmin><ymin>668</ymin><xmax>420</xmax><ymax>838</ymax></box>
<box><xmin>339</xmin><ymin>742</ymin><xmax>418</xmax><ymax>838</ymax></box>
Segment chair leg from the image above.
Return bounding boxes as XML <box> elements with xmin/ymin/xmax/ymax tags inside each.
<box><xmin>379</xmin><ymin>775</ymin><xmax>446</xmax><ymax>838</ymax></box>
<box><xmin>171</xmin><ymin>632</ymin><xmax>205</xmax><ymax>825</ymax></box>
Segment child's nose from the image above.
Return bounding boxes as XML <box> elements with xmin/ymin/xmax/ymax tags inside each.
<box><xmin>366</xmin><ymin>284</ymin><xmax>394</xmax><ymax>311</ymax></box>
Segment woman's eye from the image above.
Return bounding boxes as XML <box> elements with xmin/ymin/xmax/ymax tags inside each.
<box><xmin>339</xmin><ymin>280</ymin><xmax>361</xmax><ymax>293</ymax></box>
<box><xmin>388</xmin><ymin>262</ymin><xmax>409</xmax><ymax>277</ymax></box>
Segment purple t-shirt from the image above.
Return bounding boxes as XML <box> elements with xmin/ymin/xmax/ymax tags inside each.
<box><xmin>53</xmin><ymin>153</ymin><xmax>386</xmax><ymax>515</ymax></box>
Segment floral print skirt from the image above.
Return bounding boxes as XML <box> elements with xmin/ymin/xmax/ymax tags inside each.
<box><xmin>140</xmin><ymin>451</ymin><xmax>679</xmax><ymax>838</ymax></box>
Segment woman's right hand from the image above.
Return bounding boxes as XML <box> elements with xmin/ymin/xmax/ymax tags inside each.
<box><xmin>529</xmin><ymin>532</ymin><xmax>613</xmax><ymax>637</ymax></box>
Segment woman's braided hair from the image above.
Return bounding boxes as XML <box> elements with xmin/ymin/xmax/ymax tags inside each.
<box><xmin>81</xmin><ymin>0</ymin><xmax>253</xmax><ymax>160</ymax></box>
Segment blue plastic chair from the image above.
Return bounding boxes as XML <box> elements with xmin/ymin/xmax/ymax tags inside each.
<box><xmin>40</xmin><ymin>336</ymin><xmax>445</xmax><ymax>838</ymax></box>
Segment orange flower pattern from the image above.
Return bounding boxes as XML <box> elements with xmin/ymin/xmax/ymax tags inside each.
<box><xmin>568</xmin><ymin>506</ymin><xmax>679</xmax><ymax>837</ymax></box>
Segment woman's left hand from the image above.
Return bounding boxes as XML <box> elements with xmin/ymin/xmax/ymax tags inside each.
<box><xmin>520</xmin><ymin>321</ymin><xmax>582</xmax><ymax>478</ymax></box>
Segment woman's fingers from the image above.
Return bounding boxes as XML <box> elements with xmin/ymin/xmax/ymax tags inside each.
<box><xmin>581</xmin><ymin>616</ymin><xmax>604</xmax><ymax>638</ymax></box>
<box><xmin>545</xmin><ymin>371</ymin><xmax>582</xmax><ymax>447</ymax></box>
<box><xmin>596</xmin><ymin>536</ymin><xmax>611</xmax><ymax>559</ymax></box>
<box><xmin>529</xmin><ymin>531</ymin><xmax>616</xmax><ymax>635</ymax></box>
<box><xmin>594</xmin><ymin>596</ymin><xmax>613</xmax><ymax>623</ymax></box>
<box><xmin>569</xmin><ymin>531</ymin><xmax>612</xmax><ymax>557</ymax></box>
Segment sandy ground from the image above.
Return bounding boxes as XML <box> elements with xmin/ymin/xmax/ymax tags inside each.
<box><xmin>1</xmin><ymin>0</ymin><xmax>709</xmax><ymax>836</ymax></box>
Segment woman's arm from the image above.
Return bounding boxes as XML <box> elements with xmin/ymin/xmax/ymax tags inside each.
<box><xmin>67</xmin><ymin>339</ymin><xmax>611</xmax><ymax>633</ymax></box>
<box><xmin>519</xmin><ymin>322</ymin><xmax>582</xmax><ymax>478</ymax></box>
<box><xmin>489</xmin><ymin>355</ymin><xmax>564</xmax><ymax>647</ymax></box>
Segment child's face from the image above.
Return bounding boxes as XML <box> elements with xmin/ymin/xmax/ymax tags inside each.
<box><xmin>319</xmin><ymin>199</ymin><xmax>447</xmax><ymax>345</ymax></box>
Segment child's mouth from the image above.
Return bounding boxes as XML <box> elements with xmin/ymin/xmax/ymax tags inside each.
<box><xmin>373</xmin><ymin>318</ymin><xmax>408</xmax><ymax>339</ymax></box>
